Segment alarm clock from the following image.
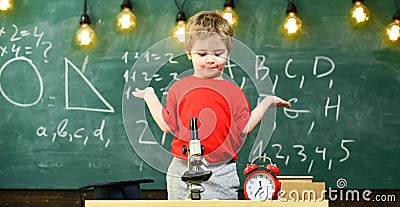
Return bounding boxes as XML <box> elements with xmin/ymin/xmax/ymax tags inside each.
<box><xmin>243</xmin><ymin>155</ymin><xmax>281</xmax><ymax>200</ymax></box>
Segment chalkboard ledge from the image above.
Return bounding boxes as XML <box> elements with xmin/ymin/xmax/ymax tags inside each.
<box><xmin>78</xmin><ymin>179</ymin><xmax>154</xmax><ymax>200</ymax></box>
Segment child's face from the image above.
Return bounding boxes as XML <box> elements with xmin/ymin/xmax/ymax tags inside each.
<box><xmin>188</xmin><ymin>37</ymin><xmax>229</xmax><ymax>79</ymax></box>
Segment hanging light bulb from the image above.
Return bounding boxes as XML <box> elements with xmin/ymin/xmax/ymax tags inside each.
<box><xmin>116</xmin><ymin>0</ymin><xmax>136</xmax><ymax>32</ymax></box>
<box><xmin>0</xmin><ymin>0</ymin><xmax>13</xmax><ymax>13</ymax></box>
<box><xmin>172</xmin><ymin>11</ymin><xmax>186</xmax><ymax>43</ymax></box>
<box><xmin>281</xmin><ymin>2</ymin><xmax>302</xmax><ymax>39</ymax></box>
<box><xmin>221</xmin><ymin>0</ymin><xmax>238</xmax><ymax>30</ymax></box>
<box><xmin>384</xmin><ymin>9</ymin><xmax>400</xmax><ymax>46</ymax></box>
<box><xmin>349</xmin><ymin>0</ymin><xmax>370</xmax><ymax>27</ymax></box>
<box><xmin>75</xmin><ymin>0</ymin><xmax>96</xmax><ymax>47</ymax></box>
<box><xmin>76</xmin><ymin>23</ymin><xmax>96</xmax><ymax>47</ymax></box>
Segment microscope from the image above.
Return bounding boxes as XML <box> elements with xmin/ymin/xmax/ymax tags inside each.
<box><xmin>181</xmin><ymin>118</ymin><xmax>212</xmax><ymax>200</ymax></box>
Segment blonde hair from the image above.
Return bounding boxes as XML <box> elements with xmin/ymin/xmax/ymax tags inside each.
<box><xmin>185</xmin><ymin>11</ymin><xmax>233</xmax><ymax>53</ymax></box>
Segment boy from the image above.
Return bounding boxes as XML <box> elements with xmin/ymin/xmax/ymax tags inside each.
<box><xmin>132</xmin><ymin>11</ymin><xmax>291</xmax><ymax>200</ymax></box>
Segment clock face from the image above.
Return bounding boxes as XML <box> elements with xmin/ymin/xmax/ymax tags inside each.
<box><xmin>244</xmin><ymin>171</ymin><xmax>277</xmax><ymax>200</ymax></box>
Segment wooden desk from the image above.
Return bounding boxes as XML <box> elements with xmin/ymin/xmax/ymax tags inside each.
<box><xmin>86</xmin><ymin>200</ymin><xmax>329</xmax><ymax>207</ymax></box>
<box><xmin>85</xmin><ymin>176</ymin><xmax>328</xmax><ymax>206</ymax></box>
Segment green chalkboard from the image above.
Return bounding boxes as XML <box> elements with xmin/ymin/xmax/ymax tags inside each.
<box><xmin>0</xmin><ymin>0</ymin><xmax>399</xmax><ymax>190</ymax></box>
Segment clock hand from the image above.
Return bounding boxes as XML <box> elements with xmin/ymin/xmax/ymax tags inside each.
<box><xmin>254</xmin><ymin>187</ymin><xmax>261</xmax><ymax>197</ymax></box>
<box><xmin>255</xmin><ymin>181</ymin><xmax>263</xmax><ymax>197</ymax></box>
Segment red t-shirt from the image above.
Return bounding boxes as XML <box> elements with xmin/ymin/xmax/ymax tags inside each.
<box><xmin>162</xmin><ymin>76</ymin><xmax>251</xmax><ymax>163</ymax></box>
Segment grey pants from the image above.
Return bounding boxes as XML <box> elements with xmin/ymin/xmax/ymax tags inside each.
<box><xmin>166</xmin><ymin>157</ymin><xmax>240</xmax><ymax>200</ymax></box>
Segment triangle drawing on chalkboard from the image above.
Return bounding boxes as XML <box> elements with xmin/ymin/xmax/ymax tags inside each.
<box><xmin>64</xmin><ymin>57</ymin><xmax>115</xmax><ymax>113</ymax></box>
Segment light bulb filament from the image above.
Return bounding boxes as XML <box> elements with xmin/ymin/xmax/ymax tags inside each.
<box><xmin>387</xmin><ymin>24</ymin><xmax>400</xmax><ymax>41</ymax></box>
<box><xmin>120</xmin><ymin>14</ymin><xmax>132</xmax><ymax>28</ymax></box>
<box><xmin>222</xmin><ymin>12</ymin><xmax>233</xmax><ymax>25</ymax></box>
<box><xmin>76</xmin><ymin>24</ymin><xmax>96</xmax><ymax>47</ymax></box>
<box><xmin>221</xmin><ymin>6</ymin><xmax>238</xmax><ymax>30</ymax></box>
<box><xmin>282</xmin><ymin>12</ymin><xmax>302</xmax><ymax>39</ymax></box>
<box><xmin>349</xmin><ymin>1</ymin><xmax>370</xmax><ymax>27</ymax></box>
<box><xmin>384</xmin><ymin>19</ymin><xmax>400</xmax><ymax>46</ymax></box>
<box><xmin>0</xmin><ymin>0</ymin><xmax>13</xmax><ymax>12</ymax></box>
<box><xmin>173</xmin><ymin>20</ymin><xmax>186</xmax><ymax>43</ymax></box>
<box><xmin>352</xmin><ymin>6</ymin><xmax>369</xmax><ymax>23</ymax></box>
<box><xmin>78</xmin><ymin>29</ymin><xmax>92</xmax><ymax>45</ymax></box>
<box><xmin>116</xmin><ymin>8</ymin><xmax>136</xmax><ymax>31</ymax></box>
<box><xmin>285</xmin><ymin>17</ymin><xmax>300</xmax><ymax>34</ymax></box>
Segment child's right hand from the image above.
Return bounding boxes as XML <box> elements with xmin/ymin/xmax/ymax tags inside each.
<box><xmin>132</xmin><ymin>87</ymin><xmax>154</xmax><ymax>99</ymax></box>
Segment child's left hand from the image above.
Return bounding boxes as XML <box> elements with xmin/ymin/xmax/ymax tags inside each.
<box><xmin>266</xmin><ymin>96</ymin><xmax>292</xmax><ymax>108</ymax></box>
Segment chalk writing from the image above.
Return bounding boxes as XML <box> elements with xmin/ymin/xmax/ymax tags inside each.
<box><xmin>285</xmin><ymin>58</ymin><xmax>297</xmax><ymax>79</ymax></box>
<box><xmin>325</xmin><ymin>95</ymin><xmax>341</xmax><ymax>121</ymax></box>
<box><xmin>313</xmin><ymin>56</ymin><xmax>335</xmax><ymax>78</ymax></box>
<box><xmin>251</xmin><ymin>140</ymin><xmax>265</xmax><ymax>157</ymax></box>
<box><xmin>38</xmin><ymin>160</ymin><xmax>63</xmax><ymax>168</ymax></box>
<box><xmin>41</xmin><ymin>42</ymin><xmax>52</xmax><ymax>63</ymax></box>
<box><xmin>136</xmin><ymin>120</ymin><xmax>158</xmax><ymax>145</ymax></box>
<box><xmin>277</xmin><ymin>56</ymin><xmax>340</xmax><ymax>120</ymax></box>
<box><xmin>283</xmin><ymin>98</ymin><xmax>311</xmax><ymax>119</ymax></box>
<box><xmin>0</xmin><ymin>56</ymin><xmax>43</xmax><ymax>107</ymax></box>
<box><xmin>88</xmin><ymin>158</ymin><xmax>111</xmax><ymax>170</ymax></box>
<box><xmin>0</xmin><ymin>27</ymin><xmax>5</xmax><ymax>37</ymax></box>
<box><xmin>64</xmin><ymin>57</ymin><xmax>115</xmax><ymax>113</ymax></box>
<box><xmin>255</xmin><ymin>55</ymin><xmax>270</xmax><ymax>81</ymax></box>
<box><xmin>0</xmin><ymin>24</ymin><xmax>54</xmax><ymax>108</ymax></box>
<box><xmin>258</xmin><ymin>54</ymin><xmax>355</xmax><ymax>173</ymax></box>
<box><xmin>36</xmin><ymin>118</ymin><xmax>111</xmax><ymax>148</ymax></box>
<box><xmin>121</xmin><ymin>50</ymin><xmax>182</xmax><ymax>104</ymax></box>
<box><xmin>0</xmin><ymin>24</ymin><xmax>53</xmax><ymax>62</ymax></box>
<box><xmin>126</xmin><ymin>51</ymin><xmax>355</xmax><ymax>175</ymax></box>
<box><xmin>271</xmin><ymin>139</ymin><xmax>355</xmax><ymax>172</ymax></box>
